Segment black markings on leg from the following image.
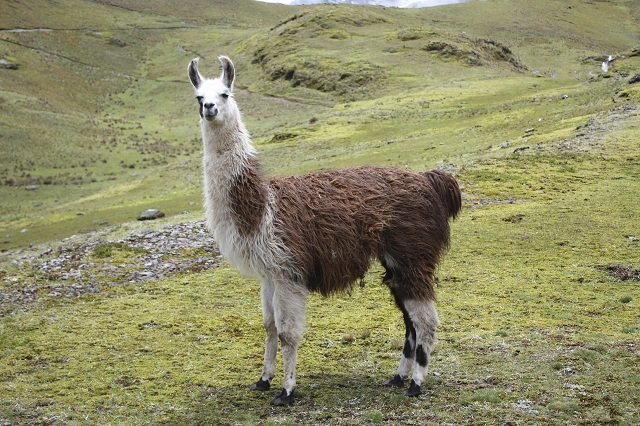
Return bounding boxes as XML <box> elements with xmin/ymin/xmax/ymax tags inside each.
<box><xmin>249</xmin><ymin>378</ymin><xmax>271</xmax><ymax>391</ymax></box>
<box><xmin>416</xmin><ymin>344</ymin><xmax>428</xmax><ymax>367</ymax></box>
<box><xmin>402</xmin><ymin>338</ymin><xmax>414</xmax><ymax>359</ymax></box>
<box><xmin>271</xmin><ymin>388</ymin><xmax>294</xmax><ymax>406</ymax></box>
<box><xmin>406</xmin><ymin>379</ymin><xmax>422</xmax><ymax>397</ymax></box>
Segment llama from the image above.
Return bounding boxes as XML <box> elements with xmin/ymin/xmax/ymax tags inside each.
<box><xmin>188</xmin><ymin>56</ymin><xmax>462</xmax><ymax>406</ymax></box>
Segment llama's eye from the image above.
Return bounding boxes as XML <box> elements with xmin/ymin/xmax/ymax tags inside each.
<box><xmin>196</xmin><ymin>96</ymin><xmax>203</xmax><ymax>103</ymax></box>
<box><xmin>221</xmin><ymin>93</ymin><xmax>229</xmax><ymax>99</ymax></box>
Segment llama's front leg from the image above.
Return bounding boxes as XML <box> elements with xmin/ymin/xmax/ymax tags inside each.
<box><xmin>251</xmin><ymin>280</ymin><xmax>277</xmax><ymax>391</ymax></box>
<box><xmin>403</xmin><ymin>299</ymin><xmax>439</xmax><ymax>397</ymax></box>
<box><xmin>271</xmin><ymin>282</ymin><xmax>308</xmax><ymax>406</ymax></box>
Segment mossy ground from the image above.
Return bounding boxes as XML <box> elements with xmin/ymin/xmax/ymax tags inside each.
<box><xmin>1</xmin><ymin>0</ymin><xmax>640</xmax><ymax>424</ymax></box>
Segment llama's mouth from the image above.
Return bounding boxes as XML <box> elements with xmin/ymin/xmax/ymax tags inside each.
<box><xmin>203</xmin><ymin>111</ymin><xmax>218</xmax><ymax>121</ymax></box>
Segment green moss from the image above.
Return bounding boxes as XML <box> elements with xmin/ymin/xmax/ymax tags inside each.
<box><xmin>547</xmin><ymin>398</ymin><xmax>581</xmax><ymax>413</ymax></box>
<box><xmin>92</xmin><ymin>242</ymin><xmax>147</xmax><ymax>259</ymax></box>
<box><xmin>362</xmin><ymin>409</ymin><xmax>384</xmax><ymax>423</ymax></box>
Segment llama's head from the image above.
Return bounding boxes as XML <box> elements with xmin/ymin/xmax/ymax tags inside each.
<box><xmin>188</xmin><ymin>56</ymin><xmax>237</xmax><ymax>125</ymax></box>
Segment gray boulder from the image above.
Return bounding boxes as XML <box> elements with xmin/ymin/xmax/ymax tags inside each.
<box><xmin>137</xmin><ymin>209</ymin><xmax>165</xmax><ymax>221</ymax></box>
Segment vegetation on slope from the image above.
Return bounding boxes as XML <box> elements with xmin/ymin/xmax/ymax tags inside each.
<box><xmin>1</xmin><ymin>0</ymin><xmax>639</xmax><ymax>424</ymax></box>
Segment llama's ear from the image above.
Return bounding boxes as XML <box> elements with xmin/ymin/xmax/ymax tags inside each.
<box><xmin>219</xmin><ymin>55</ymin><xmax>235</xmax><ymax>90</ymax></box>
<box><xmin>188</xmin><ymin>58</ymin><xmax>202</xmax><ymax>89</ymax></box>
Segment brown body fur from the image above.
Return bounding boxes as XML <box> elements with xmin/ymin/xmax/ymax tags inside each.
<box><xmin>230</xmin><ymin>164</ymin><xmax>461</xmax><ymax>301</ymax></box>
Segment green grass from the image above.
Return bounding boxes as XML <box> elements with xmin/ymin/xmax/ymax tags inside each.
<box><xmin>2</xmin><ymin>0</ymin><xmax>639</xmax><ymax>248</ymax></box>
<box><xmin>1</xmin><ymin>0</ymin><xmax>640</xmax><ymax>424</ymax></box>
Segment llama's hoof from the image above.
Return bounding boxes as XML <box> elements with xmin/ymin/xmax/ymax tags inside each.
<box><xmin>271</xmin><ymin>388</ymin><xmax>294</xmax><ymax>406</ymax></box>
<box><xmin>382</xmin><ymin>374</ymin><xmax>405</xmax><ymax>388</ymax></box>
<box><xmin>406</xmin><ymin>379</ymin><xmax>422</xmax><ymax>397</ymax></box>
<box><xmin>250</xmin><ymin>378</ymin><xmax>271</xmax><ymax>391</ymax></box>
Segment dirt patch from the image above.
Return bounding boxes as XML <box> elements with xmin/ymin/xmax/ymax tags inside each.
<box><xmin>503</xmin><ymin>214</ymin><xmax>525</xmax><ymax>223</ymax></box>
<box><xmin>602</xmin><ymin>264</ymin><xmax>640</xmax><ymax>282</ymax></box>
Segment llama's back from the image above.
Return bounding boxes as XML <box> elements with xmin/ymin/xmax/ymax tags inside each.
<box><xmin>422</xmin><ymin>170</ymin><xmax>462</xmax><ymax>220</ymax></box>
<box><xmin>270</xmin><ymin>167</ymin><xmax>460</xmax><ymax>299</ymax></box>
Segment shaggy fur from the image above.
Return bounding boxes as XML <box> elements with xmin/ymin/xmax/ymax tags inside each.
<box><xmin>188</xmin><ymin>55</ymin><xmax>461</xmax><ymax>406</ymax></box>
<box><xmin>271</xmin><ymin>167</ymin><xmax>460</xmax><ymax>300</ymax></box>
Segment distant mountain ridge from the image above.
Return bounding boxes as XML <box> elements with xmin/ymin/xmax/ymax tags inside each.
<box><xmin>267</xmin><ymin>0</ymin><xmax>468</xmax><ymax>8</ymax></box>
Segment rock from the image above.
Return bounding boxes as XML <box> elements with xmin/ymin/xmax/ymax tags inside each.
<box><xmin>137</xmin><ymin>209</ymin><xmax>165</xmax><ymax>221</ymax></box>
<box><xmin>513</xmin><ymin>146</ymin><xmax>530</xmax><ymax>154</ymax></box>
<box><xmin>0</xmin><ymin>59</ymin><xmax>19</xmax><ymax>70</ymax></box>
<box><xmin>561</xmin><ymin>94</ymin><xmax>569</xmax><ymax>99</ymax></box>
<box><xmin>524</xmin><ymin>128</ymin><xmax>536</xmax><ymax>134</ymax></box>
<box><xmin>24</xmin><ymin>185</ymin><xmax>39</xmax><ymax>191</ymax></box>
<box><xmin>629</xmin><ymin>75</ymin><xmax>640</xmax><ymax>84</ymax></box>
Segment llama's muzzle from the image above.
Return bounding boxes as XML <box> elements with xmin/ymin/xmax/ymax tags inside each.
<box><xmin>203</xmin><ymin>103</ymin><xmax>218</xmax><ymax>121</ymax></box>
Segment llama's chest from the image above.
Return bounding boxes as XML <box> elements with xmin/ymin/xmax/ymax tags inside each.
<box><xmin>203</xmin><ymin>176</ymin><xmax>282</xmax><ymax>278</ymax></box>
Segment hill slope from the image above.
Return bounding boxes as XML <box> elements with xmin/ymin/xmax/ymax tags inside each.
<box><xmin>1</xmin><ymin>0</ymin><xmax>638</xmax><ymax>249</ymax></box>
<box><xmin>1</xmin><ymin>0</ymin><xmax>640</xmax><ymax>424</ymax></box>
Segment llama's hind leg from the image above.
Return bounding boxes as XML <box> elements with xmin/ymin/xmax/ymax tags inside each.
<box><xmin>271</xmin><ymin>282</ymin><xmax>308</xmax><ymax>406</ymax></box>
<box><xmin>384</xmin><ymin>294</ymin><xmax>416</xmax><ymax>388</ymax></box>
<box><xmin>250</xmin><ymin>280</ymin><xmax>277</xmax><ymax>391</ymax></box>
<box><xmin>403</xmin><ymin>299</ymin><xmax>439</xmax><ymax>397</ymax></box>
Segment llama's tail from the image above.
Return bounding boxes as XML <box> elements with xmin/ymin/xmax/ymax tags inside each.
<box><xmin>423</xmin><ymin>170</ymin><xmax>462</xmax><ymax>219</ymax></box>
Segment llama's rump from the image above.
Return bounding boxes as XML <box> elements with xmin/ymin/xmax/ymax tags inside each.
<box><xmin>270</xmin><ymin>167</ymin><xmax>460</xmax><ymax>299</ymax></box>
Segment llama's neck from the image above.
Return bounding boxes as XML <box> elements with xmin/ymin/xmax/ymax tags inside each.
<box><xmin>201</xmin><ymin>118</ymin><xmax>269</xmax><ymax>239</ymax></box>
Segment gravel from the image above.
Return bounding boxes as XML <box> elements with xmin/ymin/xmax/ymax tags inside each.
<box><xmin>1</xmin><ymin>221</ymin><xmax>223</xmax><ymax>311</ymax></box>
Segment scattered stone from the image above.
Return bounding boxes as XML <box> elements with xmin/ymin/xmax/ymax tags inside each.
<box><xmin>561</xmin><ymin>94</ymin><xmax>569</xmax><ymax>99</ymax></box>
<box><xmin>552</xmin><ymin>107</ymin><xmax>639</xmax><ymax>153</ymax></box>
<box><xmin>24</xmin><ymin>185</ymin><xmax>39</xmax><ymax>191</ymax></box>
<box><xmin>1</xmin><ymin>221</ymin><xmax>223</xmax><ymax>312</ymax></box>
<box><xmin>513</xmin><ymin>399</ymin><xmax>536</xmax><ymax>413</ymax></box>
<box><xmin>0</xmin><ymin>59</ymin><xmax>19</xmax><ymax>70</ymax></box>
<box><xmin>564</xmin><ymin>383</ymin><xmax>586</xmax><ymax>391</ymax></box>
<box><xmin>499</xmin><ymin>141</ymin><xmax>512</xmax><ymax>149</ymax></box>
<box><xmin>137</xmin><ymin>209</ymin><xmax>165</xmax><ymax>221</ymax></box>
<box><xmin>629</xmin><ymin>75</ymin><xmax>640</xmax><ymax>84</ymax></box>
<box><xmin>627</xmin><ymin>235</ymin><xmax>638</xmax><ymax>242</ymax></box>
<box><xmin>513</xmin><ymin>146</ymin><xmax>530</xmax><ymax>154</ymax></box>
<box><xmin>436</xmin><ymin>163</ymin><xmax>458</xmax><ymax>172</ymax></box>
<box><xmin>140</xmin><ymin>321</ymin><xmax>159</xmax><ymax>329</ymax></box>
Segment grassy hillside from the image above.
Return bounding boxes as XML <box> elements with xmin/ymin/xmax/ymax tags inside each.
<box><xmin>1</xmin><ymin>0</ymin><xmax>639</xmax><ymax>424</ymax></box>
<box><xmin>1</xmin><ymin>0</ymin><xmax>638</xmax><ymax>249</ymax></box>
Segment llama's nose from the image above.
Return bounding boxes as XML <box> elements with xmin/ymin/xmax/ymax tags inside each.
<box><xmin>203</xmin><ymin>102</ymin><xmax>215</xmax><ymax>110</ymax></box>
